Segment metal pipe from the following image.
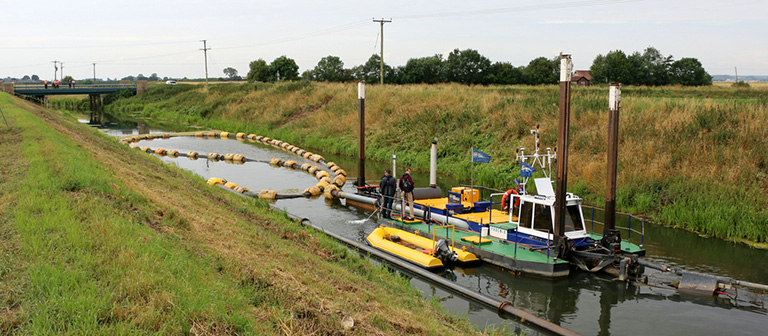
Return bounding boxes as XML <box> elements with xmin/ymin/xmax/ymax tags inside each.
<box><xmin>636</xmin><ymin>258</ymin><xmax>768</xmax><ymax>291</ymax></box>
<box><xmin>357</xmin><ymin>81</ymin><xmax>366</xmax><ymax>187</ymax></box>
<box><xmin>605</xmin><ymin>83</ymin><xmax>621</xmax><ymax>235</ymax></box>
<box><xmin>336</xmin><ymin>190</ymin><xmax>469</xmax><ymax>229</ymax></box>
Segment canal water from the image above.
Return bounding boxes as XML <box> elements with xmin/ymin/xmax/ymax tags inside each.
<box><xmin>92</xmin><ymin>119</ymin><xmax>767</xmax><ymax>336</ymax></box>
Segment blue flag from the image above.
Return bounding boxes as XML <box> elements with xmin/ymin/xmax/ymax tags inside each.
<box><xmin>472</xmin><ymin>149</ymin><xmax>491</xmax><ymax>163</ymax></box>
<box><xmin>520</xmin><ymin>162</ymin><xmax>536</xmax><ymax>178</ymax></box>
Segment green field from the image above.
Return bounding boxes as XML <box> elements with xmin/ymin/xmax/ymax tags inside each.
<box><xmin>0</xmin><ymin>93</ymin><xmax>492</xmax><ymax>335</ymax></box>
<box><xmin>104</xmin><ymin>82</ymin><xmax>768</xmax><ymax>245</ymax></box>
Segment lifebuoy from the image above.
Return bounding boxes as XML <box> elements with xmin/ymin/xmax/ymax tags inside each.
<box><xmin>501</xmin><ymin>189</ymin><xmax>520</xmax><ymax>212</ymax></box>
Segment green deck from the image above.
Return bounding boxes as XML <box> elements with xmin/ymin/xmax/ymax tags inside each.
<box><xmin>387</xmin><ymin>219</ymin><xmax>571</xmax><ymax>278</ymax></box>
<box><xmin>588</xmin><ymin>233</ymin><xmax>646</xmax><ymax>255</ymax></box>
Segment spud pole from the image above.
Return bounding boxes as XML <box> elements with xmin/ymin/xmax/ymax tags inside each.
<box><xmin>554</xmin><ymin>54</ymin><xmax>573</xmax><ymax>251</ymax></box>
<box><xmin>605</xmin><ymin>83</ymin><xmax>621</xmax><ymax>235</ymax></box>
<box><xmin>357</xmin><ymin>81</ymin><xmax>366</xmax><ymax>187</ymax></box>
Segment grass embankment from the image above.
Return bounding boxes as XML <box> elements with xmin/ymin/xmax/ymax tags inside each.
<box><xmin>0</xmin><ymin>93</ymin><xmax>488</xmax><ymax>335</ymax></box>
<box><xmin>105</xmin><ymin>82</ymin><xmax>768</xmax><ymax>245</ymax></box>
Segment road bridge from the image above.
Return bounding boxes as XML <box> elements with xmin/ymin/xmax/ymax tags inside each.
<box><xmin>8</xmin><ymin>83</ymin><xmax>138</xmax><ymax>97</ymax></box>
<box><xmin>1</xmin><ymin>82</ymin><xmax>145</xmax><ymax>124</ymax></box>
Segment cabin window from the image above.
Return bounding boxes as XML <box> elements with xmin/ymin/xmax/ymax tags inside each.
<box><xmin>518</xmin><ymin>201</ymin><xmax>533</xmax><ymax>227</ymax></box>
<box><xmin>564</xmin><ymin>205</ymin><xmax>585</xmax><ymax>231</ymax></box>
<box><xmin>533</xmin><ymin>204</ymin><xmax>553</xmax><ymax>233</ymax></box>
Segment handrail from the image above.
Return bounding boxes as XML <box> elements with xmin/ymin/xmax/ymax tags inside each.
<box><xmin>432</xmin><ymin>224</ymin><xmax>456</xmax><ymax>251</ymax></box>
<box><xmin>583</xmin><ymin>205</ymin><xmax>645</xmax><ymax>246</ymax></box>
<box><xmin>13</xmin><ymin>83</ymin><xmax>136</xmax><ymax>89</ymax></box>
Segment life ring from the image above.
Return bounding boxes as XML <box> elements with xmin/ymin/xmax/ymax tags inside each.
<box><xmin>501</xmin><ymin>189</ymin><xmax>520</xmax><ymax>212</ymax></box>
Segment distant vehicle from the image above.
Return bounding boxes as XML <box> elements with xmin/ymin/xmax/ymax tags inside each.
<box><xmin>165</xmin><ymin>80</ymin><xmax>178</xmax><ymax>85</ymax></box>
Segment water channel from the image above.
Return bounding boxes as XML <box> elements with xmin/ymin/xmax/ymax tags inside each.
<box><xmin>90</xmin><ymin>118</ymin><xmax>768</xmax><ymax>335</ymax></box>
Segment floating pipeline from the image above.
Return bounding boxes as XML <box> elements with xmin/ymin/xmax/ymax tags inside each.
<box><xmin>119</xmin><ymin>131</ymin><xmax>328</xmax><ymax>165</ymax></box>
<box><xmin>128</xmin><ymin>144</ymin><xmax>347</xmax><ymax>201</ymax></box>
<box><xmin>121</xmin><ymin>131</ymin><xmax>347</xmax><ymax>200</ymax></box>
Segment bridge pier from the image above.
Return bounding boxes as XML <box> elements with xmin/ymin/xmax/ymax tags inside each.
<box><xmin>89</xmin><ymin>94</ymin><xmax>104</xmax><ymax>124</ymax></box>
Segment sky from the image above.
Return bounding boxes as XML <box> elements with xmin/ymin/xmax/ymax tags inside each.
<box><xmin>1</xmin><ymin>0</ymin><xmax>766</xmax><ymax>80</ymax></box>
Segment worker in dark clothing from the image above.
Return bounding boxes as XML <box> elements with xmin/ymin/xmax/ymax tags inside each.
<box><xmin>398</xmin><ymin>167</ymin><xmax>415</xmax><ymax>220</ymax></box>
<box><xmin>379</xmin><ymin>169</ymin><xmax>396</xmax><ymax>219</ymax></box>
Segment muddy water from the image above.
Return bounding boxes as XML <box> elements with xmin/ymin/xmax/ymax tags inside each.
<box><xmin>102</xmin><ymin>121</ymin><xmax>767</xmax><ymax>336</ymax></box>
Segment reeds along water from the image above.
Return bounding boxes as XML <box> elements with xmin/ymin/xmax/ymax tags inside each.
<box><xmin>104</xmin><ymin>82</ymin><xmax>768</xmax><ymax>243</ymax></box>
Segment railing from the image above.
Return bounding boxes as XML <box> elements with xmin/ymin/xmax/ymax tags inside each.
<box><xmin>582</xmin><ymin>204</ymin><xmax>645</xmax><ymax>247</ymax></box>
<box><xmin>13</xmin><ymin>83</ymin><xmax>136</xmax><ymax>89</ymax></box>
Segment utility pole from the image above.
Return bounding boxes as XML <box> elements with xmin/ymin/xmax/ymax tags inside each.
<box><xmin>60</xmin><ymin>62</ymin><xmax>64</xmax><ymax>80</ymax></box>
<box><xmin>200</xmin><ymin>40</ymin><xmax>211</xmax><ymax>85</ymax></box>
<box><xmin>52</xmin><ymin>61</ymin><xmax>58</xmax><ymax>81</ymax></box>
<box><xmin>93</xmin><ymin>63</ymin><xmax>97</xmax><ymax>81</ymax></box>
<box><xmin>735</xmin><ymin>66</ymin><xmax>739</xmax><ymax>82</ymax></box>
<box><xmin>372</xmin><ymin>18</ymin><xmax>391</xmax><ymax>85</ymax></box>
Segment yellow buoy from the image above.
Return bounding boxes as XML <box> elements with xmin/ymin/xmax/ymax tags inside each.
<box><xmin>258</xmin><ymin>190</ymin><xmax>277</xmax><ymax>199</ymax></box>
<box><xmin>207</xmin><ymin>177</ymin><xmax>226</xmax><ymax>185</ymax></box>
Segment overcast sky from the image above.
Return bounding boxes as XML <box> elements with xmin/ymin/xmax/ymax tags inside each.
<box><xmin>1</xmin><ymin>0</ymin><xmax>765</xmax><ymax>80</ymax></box>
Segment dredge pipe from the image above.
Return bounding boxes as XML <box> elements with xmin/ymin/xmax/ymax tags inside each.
<box><xmin>636</xmin><ymin>258</ymin><xmax>768</xmax><ymax>292</ymax></box>
<box><xmin>286</xmin><ymin>213</ymin><xmax>581</xmax><ymax>336</ymax></box>
<box><xmin>335</xmin><ymin>190</ymin><xmax>469</xmax><ymax>229</ymax></box>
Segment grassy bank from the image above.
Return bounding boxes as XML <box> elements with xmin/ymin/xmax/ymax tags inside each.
<box><xmin>0</xmin><ymin>93</ymin><xmax>490</xmax><ymax>335</ymax></box>
<box><xmin>104</xmin><ymin>82</ymin><xmax>768</xmax><ymax>245</ymax></box>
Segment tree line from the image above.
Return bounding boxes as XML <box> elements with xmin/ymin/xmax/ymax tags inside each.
<box><xmin>246</xmin><ymin>47</ymin><xmax>711</xmax><ymax>86</ymax></box>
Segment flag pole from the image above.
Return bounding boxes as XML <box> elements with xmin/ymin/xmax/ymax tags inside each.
<box><xmin>470</xmin><ymin>147</ymin><xmax>475</xmax><ymax>191</ymax></box>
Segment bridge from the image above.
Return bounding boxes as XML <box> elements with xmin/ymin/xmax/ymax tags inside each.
<box><xmin>1</xmin><ymin>82</ymin><xmax>146</xmax><ymax>124</ymax></box>
<box><xmin>8</xmin><ymin>83</ymin><xmax>138</xmax><ymax>97</ymax></box>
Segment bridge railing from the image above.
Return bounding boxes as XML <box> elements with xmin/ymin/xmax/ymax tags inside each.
<box><xmin>13</xmin><ymin>83</ymin><xmax>136</xmax><ymax>89</ymax></box>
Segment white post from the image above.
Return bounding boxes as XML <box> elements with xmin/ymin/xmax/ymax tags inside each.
<box><xmin>430</xmin><ymin>138</ymin><xmax>438</xmax><ymax>187</ymax></box>
<box><xmin>392</xmin><ymin>150</ymin><xmax>398</xmax><ymax>192</ymax></box>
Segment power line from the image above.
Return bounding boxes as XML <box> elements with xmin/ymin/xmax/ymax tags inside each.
<box><xmin>1</xmin><ymin>40</ymin><xmax>198</xmax><ymax>50</ymax></box>
<box><xmin>395</xmin><ymin>0</ymin><xmax>642</xmax><ymax>19</ymax></box>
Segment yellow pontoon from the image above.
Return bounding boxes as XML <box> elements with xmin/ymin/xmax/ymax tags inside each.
<box><xmin>366</xmin><ymin>226</ymin><xmax>478</xmax><ymax>270</ymax></box>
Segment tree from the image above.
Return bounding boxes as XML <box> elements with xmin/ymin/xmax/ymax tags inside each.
<box><xmin>525</xmin><ymin>57</ymin><xmax>559</xmax><ymax>85</ymax></box>
<box><xmin>22</xmin><ymin>75</ymin><xmax>30</xmax><ymax>80</ymax></box>
<box><xmin>444</xmin><ymin>48</ymin><xmax>491</xmax><ymax>85</ymax></box>
<box><xmin>62</xmin><ymin>75</ymin><xmax>74</xmax><ymax>83</ymax></box>
<box><xmin>590</xmin><ymin>50</ymin><xmax>633</xmax><ymax>84</ymax></box>
<box><xmin>269</xmin><ymin>56</ymin><xmax>300</xmax><ymax>81</ymax></box>
<box><xmin>670</xmin><ymin>58</ymin><xmax>712</xmax><ymax>86</ymax></box>
<box><xmin>247</xmin><ymin>59</ymin><xmax>269</xmax><ymax>83</ymax></box>
<box><xmin>313</xmin><ymin>55</ymin><xmax>349</xmax><ymax>82</ymax></box>
<box><xmin>149</xmin><ymin>73</ymin><xmax>159</xmax><ymax>81</ymax></box>
<box><xmin>223</xmin><ymin>67</ymin><xmax>239</xmax><ymax>80</ymax></box>
<box><xmin>401</xmin><ymin>54</ymin><xmax>444</xmax><ymax>84</ymax></box>
<box><xmin>487</xmin><ymin>62</ymin><xmax>524</xmax><ymax>85</ymax></box>
<box><xmin>351</xmin><ymin>54</ymin><xmax>393</xmax><ymax>84</ymax></box>
<box><xmin>31</xmin><ymin>74</ymin><xmax>40</xmax><ymax>81</ymax></box>
<box><xmin>638</xmin><ymin>47</ymin><xmax>673</xmax><ymax>86</ymax></box>
<box><xmin>301</xmin><ymin>69</ymin><xmax>315</xmax><ymax>81</ymax></box>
